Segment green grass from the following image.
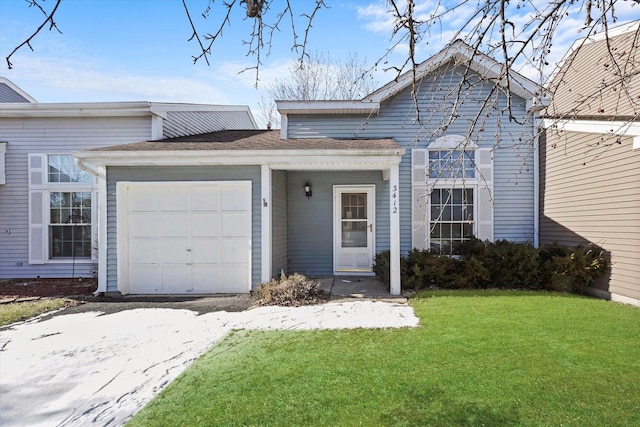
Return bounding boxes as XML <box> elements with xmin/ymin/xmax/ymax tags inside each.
<box><xmin>0</xmin><ymin>298</ymin><xmax>70</xmax><ymax>327</ymax></box>
<box><xmin>128</xmin><ymin>291</ymin><xmax>640</xmax><ymax>426</ymax></box>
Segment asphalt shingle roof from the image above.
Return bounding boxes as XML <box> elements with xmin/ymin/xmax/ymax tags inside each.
<box><xmin>90</xmin><ymin>130</ymin><xmax>399</xmax><ymax>151</ymax></box>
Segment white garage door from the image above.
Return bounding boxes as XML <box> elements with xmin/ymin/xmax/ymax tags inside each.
<box><xmin>117</xmin><ymin>181</ymin><xmax>252</xmax><ymax>294</ymax></box>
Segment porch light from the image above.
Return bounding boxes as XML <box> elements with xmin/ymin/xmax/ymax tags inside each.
<box><xmin>304</xmin><ymin>182</ymin><xmax>312</xmax><ymax>199</ymax></box>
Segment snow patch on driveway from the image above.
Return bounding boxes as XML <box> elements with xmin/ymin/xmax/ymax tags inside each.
<box><xmin>0</xmin><ymin>300</ymin><xmax>419</xmax><ymax>426</ymax></box>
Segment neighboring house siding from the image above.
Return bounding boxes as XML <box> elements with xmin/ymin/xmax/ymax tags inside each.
<box><xmin>286</xmin><ymin>170</ymin><xmax>388</xmax><ymax>276</ymax></box>
<box><xmin>0</xmin><ymin>84</ymin><xmax>31</xmax><ymax>103</ymax></box>
<box><xmin>547</xmin><ymin>26</ymin><xmax>640</xmax><ymax>119</ymax></box>
<box><xmin>271</xmin><ymin>170</ymin><xmax>288</xmax><ymax>277</ymax></box>
<box><xmin>105</xmin><ymin>166</ymin><xmax>262</xmax><ymax>293</ymax></box>
<box><xmin>287</xmin><ymin>64</ymin><xmax>535</xmax><ymax>250</ymax></box>
<box><xmin>540</xmin><ymin>130</ymin><xmax>640</xmax><ymax>301</ymax></box>
<box><xmin>0</xmin><ymin>116</ymin><xmax>151</xmax><ymax>279</ymax></box>
<box><xmin>163</xmin><ymin>111</ymin><xmax>255</xmax><ymax>139</ymax></box>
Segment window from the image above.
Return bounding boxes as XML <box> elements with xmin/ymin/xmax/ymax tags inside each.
<box><xmin>49</xmin><ymin>192</ymin><xmax>92</xmax><ymax>258</ymax></box>
<box><xmin>28</xmin><ymin>153</ymin><xmax>96</xmax><ymax>263</ymax></box>
<box><xmin>48</xmin><ymin>154</ymin><xmax>92</xmax><ymax>183</ymax></box>
<box><xmin>428</xmin><ymin>150</ymin><xmax>475</xmax><ymax>179</ymax></box>
<box><xmin>429</xmin><ymin>188</ymin><xmax>474</xmax><ymax>254</ymax></box>
<box><xmin>412</xmin><ymin>138</ymin><xmax>493</xmax><ymax>253</ymax></box>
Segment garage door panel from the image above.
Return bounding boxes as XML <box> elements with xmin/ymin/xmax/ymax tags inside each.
<box><xmin>222</xmin><ymin>265</ymin><xmax>249</xmax><ymax>292</ymax></box>
<box><xmin>162</xmin><ymin>214</ymin><xmax>189</xmax><ymax>237</ymax></box>
<box><xmin>222</xmin><ymin>188</ymin><xmax>251</xmax><ymax>211</ymax></box>
<box><xmin>129</xmin><ymin>188</ymin><xmax>160</xmax><ymax>212</ymax></box>
<box><xmin>160</xmin><ymin>239</ymin><xmax>190</xmax><ymax>263</ymax></box>
<box><xmin>191</xmin><ymin>188</ymin><xmax>220</xmax><ymax>211</ymax></box>
<box><xmin>191</xmin><ymin>239</ymin><xmax>221</xmax><ymax>263</ymax></box>
<box><xmin>129</xmin><ymin>267</ymin><xmax>162</xmax><ymax>293</ymax></box>
<box><xmin>129</xmin><ymin>240</ymin><xmax>161</xmax><ymax>263</ymax></box>
<box><xmin>162</xmin><ymin>267</ymin><xmax>191</xmax><ymax>292</ymax></box>
<box><xmin>222</xmin><ymin>213</ymin><xmax>251</xmax><ymax>237</ymax></box>
<box><xmin>161</xmin><ymin>188</ymin><xmax>189</xmax><ymax>212</ymax></box>
<box><xmin>191</xmin><ymin>267</ymin><xmax>220</xmax><ymax>293</ymax></box>
<box><xmin>129</xmin><ymin>214</ymin><xmax>160</xmax><ymax>238</ymax></box>
<box><xmin>222</xmin><ymin>239</ymin><xmax>250</xmax><ymax>263</ymax></box>
<box><xmin>120</xmin><ymin>181</ymin><xmax>251</xmax><ymax>295</ymax></box>
<box><xmin>192</xmin><ymin>214</ymin><xmax>220</xmax><ymax>237</ymax></box>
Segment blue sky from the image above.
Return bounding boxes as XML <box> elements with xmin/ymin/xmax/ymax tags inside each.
<box><xmin>1</xmin><ymin>0</ymin><xmax>639</xmax><ymax>127</ymax></box>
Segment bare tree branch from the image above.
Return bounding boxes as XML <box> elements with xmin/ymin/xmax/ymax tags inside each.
<box><xmin>5</xmin><ymin>0</ymin><xmax>63</xmax><ymax>69</ymax></box>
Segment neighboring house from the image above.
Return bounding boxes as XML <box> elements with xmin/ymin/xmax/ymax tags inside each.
<box><xmin>541</xmin><ymin>21</ymin><xmax>640</xmax><ymax>306</ymax></box>
<box><xmin>0</xmin><ymin>77</ymin><xmax>257</xmax><ymax>280</ymax></box>
<box><xmin>75</xmin><ymin>40</ymin><xmax>545</xmax><ymax>296</ymax></box>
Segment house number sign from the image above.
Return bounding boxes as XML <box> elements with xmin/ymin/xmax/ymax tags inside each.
<box><xmin>392</xmin><ymin>184</ymin><xmax>398</xmax><ymax>214</ymax></box>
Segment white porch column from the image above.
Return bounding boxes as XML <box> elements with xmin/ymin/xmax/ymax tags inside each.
<box><xmin>389</xmin><ymin>164</ymin><xmax>401</xmax><ymax>296</ymax></box>
<box><xmin>261</xmin><ymin>165</ymin><xmax>272</xmax><ymax>283</ymax></box>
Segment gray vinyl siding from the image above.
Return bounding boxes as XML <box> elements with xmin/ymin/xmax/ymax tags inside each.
<box><xmin>271</xmin><ymin>170</ymin><xmax>288</xmax><ymax>278</ymax></box>
<box><xmin>162</xmin><ymin>110</ymin><xmax>256</xmax><ymax>139</ymax></box>
<box><xmin>106</xmin><ymin>166</ymin><xmax>262</xmax><ymax>293</ymax></box>
<box><xmin>540</xmin><ymin>130</ymin><xmax>640</xmax><ymax>301</ymax></box>
<box><xmin>287</xmin><ymin>64</ymin><xmax>536</xmax><ymax>250</ymax></box>
<box><xmin>0</xmin><ymin>84</ymin><xmax>32</xmax><ymax>103</ymax></box>
<box><xmin>286</xmin><ymin>170</ymin><xmax>387</xmax><ymax>276</ymax></box>
<box><xmin>0</xmin><ymin>116</ymin><xmax>151</xmax><ymax>279</ymax></box>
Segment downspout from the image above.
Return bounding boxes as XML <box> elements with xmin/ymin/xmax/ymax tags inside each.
<box><xmin>533</xmin><ymin>116</ymin><xmax>540</xmax><ymax>248</ymax></box>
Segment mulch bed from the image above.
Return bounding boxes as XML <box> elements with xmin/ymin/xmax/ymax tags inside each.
<box><xmin>0</xmin><ymin>278</ymin><xmax>97</xmax><ymax>299</ymax></box>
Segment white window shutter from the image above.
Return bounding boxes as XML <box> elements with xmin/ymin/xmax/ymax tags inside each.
<box><xmin>476</xmin><ymin>148</ymin><xmax>493</xmax><ymax>241</ymax></box>
<box><xmin>28</xmin><ymin>154</ymin><xmax>47</xmax><ymax>264</ymax></box>
<box><xmin>411</xmin><ymin>149</ymin><xmax>429</xmax><ymax>250</ymax></box>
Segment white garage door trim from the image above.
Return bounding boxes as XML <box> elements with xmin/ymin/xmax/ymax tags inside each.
<box><xmin>116</xmin><ymin>181</ymin><xmax>252</xmax><ymax>295</ymax></box>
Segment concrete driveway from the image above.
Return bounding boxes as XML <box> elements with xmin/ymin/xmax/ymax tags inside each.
<box><xmin>0</xmin><ymin>299</ymin><xmax>419</xmax><ymax>426</ymax></box>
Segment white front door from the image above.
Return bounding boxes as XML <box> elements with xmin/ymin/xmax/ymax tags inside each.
<box><xmin>333</xmin><ymin>185</ymin><xmax>375</xmax><ymax>274</ymax></box>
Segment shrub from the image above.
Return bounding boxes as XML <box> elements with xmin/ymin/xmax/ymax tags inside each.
<box><xmin>373</xmin><ymin>240</ymin><xmax>610</xmax><ymax>294</ymax></box>
<box><xmin>539</xmin><ymin>243</ymin><xmax>611</xmax><ymax>293</ymax></box>
<box><xmin>254</xmin><ymin>273</ymin><xmax>329</xmax><ymax>307</ymax></box>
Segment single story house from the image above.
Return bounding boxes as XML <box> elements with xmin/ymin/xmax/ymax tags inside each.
<box><xmin>0</xmin><ymin>77</ymin><xmax>257</xmax><ymax>280</ymax></box>
<box><xmin>75</xmin><ymin>40</ymin><xmax>547</xmax><ymax>296</ymax></box>
<box><xmin>541</xmin><ymin>21</ymin><xmax>640</xmax><ymax>306</ymax></box>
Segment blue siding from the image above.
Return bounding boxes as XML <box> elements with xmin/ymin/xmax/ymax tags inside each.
<box><xmin>287</xmin><ymin>63</ymin><xmax>536</xmax><ymax>248</ymax></box>
<box><xmin>286</xmin><ymin>170</ymin><xmax>388</xmax><ymax>276</ymax></box>
<box><xmin>271</xmin><ymin>170</ymin><xmax>288</xmax><ymax>278</ymax></box>
<box><xmin>106</xmin><ymin>166</ymin><xmax>261</xmax><ymax>293</ymax></box>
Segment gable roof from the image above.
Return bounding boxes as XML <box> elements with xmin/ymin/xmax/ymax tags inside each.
<box><xmin>277</xmin><ymin>40</ymin><xmax>547</xmax><ymax>115</ymax></box>
<box><xmin>0</xmin><ymin>77</ymin><xmax>37</xmax><ymax>103</ymax></box>
<box><xmin>83</xmin><ymin>129</ymin><xmax>399</xmax><ymax>152</ymax></box>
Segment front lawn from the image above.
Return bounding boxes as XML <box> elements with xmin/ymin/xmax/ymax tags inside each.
<box><xmin>129</xmin><ymin>291</ymin><xmax>640</xmax><ymax>426</ymax></box>
<box><xmin>0</xmin><ymin>298</ymin><xmax>71</xmax><ymax>327</ymax></box>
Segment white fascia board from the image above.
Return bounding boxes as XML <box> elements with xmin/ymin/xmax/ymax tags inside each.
<box><xmin>73</xmin><ymin>148</ymin><xmax>406</xmax><ymax>169</ymax></box>
<box><xmin>543</xmin><ymin>118</ymin><xmax>640</xmax><ymax>136</ymax></box>
<box><xmin>367</xmin><ymin>40</ymin><xmax>542</xmax><ymax>104</ymax></box>
<box><xmin>0</xmin><ymin>101</ymin><xmax>154</xmax><ymax>118</ymax></box>
<box><xmin>276</xmin><ymin>100</ymin><xmax>380</xmax><ymax>115</ymax></box>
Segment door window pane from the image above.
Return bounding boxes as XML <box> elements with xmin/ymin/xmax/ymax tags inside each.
<box><xmin>342</xmin><ymin>221</ymin><xmax>367</xmax><ymax>248</ymax></box>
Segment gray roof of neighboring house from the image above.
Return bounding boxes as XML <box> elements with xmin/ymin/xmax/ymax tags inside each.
<box><xmin>88</xmin><ymin>129</ymin><xmax>400</xmax><ymax>151</ymax></box>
